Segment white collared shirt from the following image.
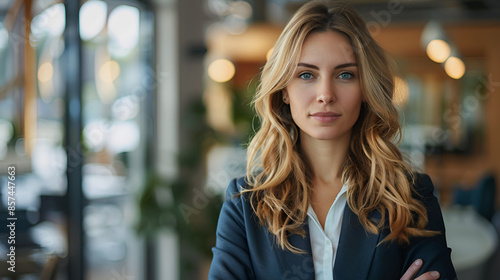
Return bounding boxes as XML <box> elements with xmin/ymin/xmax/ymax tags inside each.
<box><xmin>307</xmin><ymin>181</ymin><xmax>348</xmax><ymax>280</ymax></box>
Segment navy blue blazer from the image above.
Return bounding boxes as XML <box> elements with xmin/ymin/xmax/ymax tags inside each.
<box><xmin>209</xmin><ymin>173</ymin><xmax>457</xmax><ymax>280</ymax></box>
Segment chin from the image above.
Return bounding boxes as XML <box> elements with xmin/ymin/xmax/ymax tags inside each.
<box><xmin>298</xmin><ymin>125</ymin><xmax>354</xmax><ymax>141</ymax></box>
<box><xmin>304</xmin><ymin>131</ymin><xmax>346</xmax><ymax>141</ymax></box>
<box><xmin>315</xmin><ymin>135</ymin><xmax>342</xmax><ymax>141</ymax></box>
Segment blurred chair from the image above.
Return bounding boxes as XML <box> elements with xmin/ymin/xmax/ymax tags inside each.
<box><xmin>453</xmin><ymin>173</ymin><xmax>496</xmax><ymax>221</ymax></box>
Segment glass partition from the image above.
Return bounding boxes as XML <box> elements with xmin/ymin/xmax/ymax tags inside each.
<box><xmin>0</xmin><ymin>0</ymin><xmax>154</xmax><ymax>279</ymax></box>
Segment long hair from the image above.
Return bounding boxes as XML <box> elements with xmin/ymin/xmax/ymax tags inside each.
<box><xmin>243</xmin><ymin>0</ymin><xmax>436</xmax><ymax>253</ymax></box>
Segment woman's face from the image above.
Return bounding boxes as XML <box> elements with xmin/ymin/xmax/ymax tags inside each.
<box><xmin>283</xmin><ymin>31</ymin><xmax>363</xmax><ymax>142</ymax></box>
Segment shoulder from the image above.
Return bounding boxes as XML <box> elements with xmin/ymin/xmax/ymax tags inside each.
<box><xmin>222</xmin><ymin>177</ymin><xmax>256</xmax><ymax>217</ymax></box>
<box><xmin>218</xmin><ymin>177</ymin><xmax>266</xmax><ymax>240</ymax></box>
<box><xmin>410</xmin><ymin>172</ymin><xmax>435</xmax><ymax>198</ymax></box>
<box><xmin>224</xmin><ymin>177</ymin><xmax>252</xmax><ymax>200</ymax></box>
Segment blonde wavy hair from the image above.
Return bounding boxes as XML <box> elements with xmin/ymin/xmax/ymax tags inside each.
<box><xmin>243</xmin><ymin>0</ymin><xmax>436</xmax><ymax>253</ymax></box>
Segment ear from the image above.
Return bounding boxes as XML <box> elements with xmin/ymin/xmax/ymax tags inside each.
<box><xmin>282</xmin><ymin>89</ymin><xmax>290</xmax><ymax>104</ymax></box>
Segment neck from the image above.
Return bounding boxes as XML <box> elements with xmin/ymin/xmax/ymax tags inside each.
<box><xmin>300</xmin><ymin>132</ymin><xmax>351</xmax><ymax>185</ymax></box>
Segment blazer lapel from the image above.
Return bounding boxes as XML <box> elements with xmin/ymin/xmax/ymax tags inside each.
<box><xmin>267</xmin><ymin>222</ymin><xmax>316</xmax><ymax>280</ymax></box>
<box><xmin>333</xmin><ymin>204</ymin><xmax>382</xmax><ymax>280</ymax></box>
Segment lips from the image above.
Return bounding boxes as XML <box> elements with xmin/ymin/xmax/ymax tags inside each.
<box><xmin>310</xmin><ymin>111</ymin><xmax>341</xmax><ymax>123</ymax></box>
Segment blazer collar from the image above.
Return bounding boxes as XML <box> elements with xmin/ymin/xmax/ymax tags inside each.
<box><xmin>268</xmin><ymin>203</ymin><xmax>382</xmax><ymax>280</ymax></box>
<box><xmin>267</xmin><ymin>223</ymin><xmax>316</xmax><ymax>280</ymax></box>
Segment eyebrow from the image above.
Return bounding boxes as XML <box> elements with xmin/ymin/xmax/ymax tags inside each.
<box><xmin>297</xmin><ymin>62</ymin><xmax>357</xmax><ymax>70</ymax></box>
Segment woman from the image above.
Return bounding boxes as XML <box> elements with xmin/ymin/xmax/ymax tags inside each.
<box><xmin>209</xmin><ymin>1</ymin><xmax>456</xmax><ymax>279</ymax></box>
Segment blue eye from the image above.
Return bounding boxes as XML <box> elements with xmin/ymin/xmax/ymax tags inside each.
<box><xmin>338</xmin><ymin>72</ymin><xmax>354</xmax><ymax>80</ymax></box>
<box><xmin>299</xmin><ymin>72</ymin><xmax>314</xmax><ymax>80</ymax></box>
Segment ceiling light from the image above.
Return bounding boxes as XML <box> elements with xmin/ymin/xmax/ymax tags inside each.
<box><xmin>208</xmin><ymin>59</ymin><xmax>236</xmax><ymax>83</ymax></box>
<box><xmin>426</xmin><ymin>39</ymin><xmax>451</xmax><ymax>63</ymax></box>
<box><xmin>444</xmin><ymin>57</ymin><xmax>466</xmax><ymax>79</ymax></box>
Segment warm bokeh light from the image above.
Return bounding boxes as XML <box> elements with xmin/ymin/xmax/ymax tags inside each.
<box><xmin>426</xmin><ymin>39</ymin><xmax>451</xmax><ymax>63</ymax></box>
<box><xmin>208</xmin><ymin>59</ymin><xmax>236</xmax><ymax>83</ymax></box>
<box><xmin>205</xmin><ymin>83</ymin><xmax>235</xmax><ymax>133</ymax></box>
<box><xmin>80</xmin><ymin>0</ymin><xmax>108</xmax><ymax>41</ymax></box>
<box><xmin>95</xmin><ymin>53</ymin><xmax>117</xmax><ymax>104</ymax></box>
<box><xmin>38</xmin><ymin>62</ymin><xmax>54</xmax><ymax>82</ymax></box>
<box><xmin>266</xmin><ymin>48</ymin><xmax>274</xmax><ymax>61</ymax></box>
<box><xmin>206</xmin><ymin>24</ymin><xmax>282</xmax><ymax>61</ymax></box>
<box><xmin>444</xmin><ymin>57</ymin><xmax>466</xmax><ymax>79</ymax></box>
<box><xmin>38</xmin><ymin>63</ymin><xmax>56</xmax><ymax>103</ymax></box>
<box><xmin>99</xmin><ymin>60</ymin><xmax>121</xmax><ymax>83</ymax></box>
<box><xmin>393</xmin><ymin>77</ymin><xmax>409</xmax><ymax>107</ymax></box>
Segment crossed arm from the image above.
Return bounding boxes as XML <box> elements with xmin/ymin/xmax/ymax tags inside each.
<box><xmin>402</xmin><ymin>259</ymin><xmax>441</xmax><ymax>280</ymax></box>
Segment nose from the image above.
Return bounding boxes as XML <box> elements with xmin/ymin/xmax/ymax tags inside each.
<box><xmin>316</xmin><ymin>79</ymin><xmax>336</xmax><ymax>104</ymax></box>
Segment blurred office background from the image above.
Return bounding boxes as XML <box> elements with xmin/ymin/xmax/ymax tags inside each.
<box><xmin>0</xmin><ymin>0</ymin><xmax>499</xmax><ymax>279</ymax></box>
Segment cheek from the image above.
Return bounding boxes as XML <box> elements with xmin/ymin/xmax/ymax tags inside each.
<box><xmin>288</xmin><ymin>88</ymin><xmax>308</xmax><ymax>107</ymax></box>
<box><xmin>352</xmin><ymin>95</ymin><xmax>363</xmax><ymax>110</ymax></box>
<box><xmin>289</xmin><ymin>87</ymin><xmax>315</xmax><ymax>104</ymax></box>
<box><xmin>344</xmin><ymin>92</ymin><xmax>363</xmax><ymax>117</ymax></box>
<box><xmin>289</xmin><ymin>102</ymin><xmax>302</xmax><ymax>121</ymax></box>
<box><xmin>288</xmin><ymin>99</ymin><xmax>308</xmax><ymax>124</ymax></box>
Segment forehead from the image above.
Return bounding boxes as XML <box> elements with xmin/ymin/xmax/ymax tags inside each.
<box><xmin>299</xmin><ymin>31</ymin><xmax>355</xmax><ymax>63</ymax></box>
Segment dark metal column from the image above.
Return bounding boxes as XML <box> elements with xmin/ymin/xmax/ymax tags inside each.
<box><xmin>64</xmin><ymin>0</ymin><xmax>84</xmax><ymax>279</ymax></box>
